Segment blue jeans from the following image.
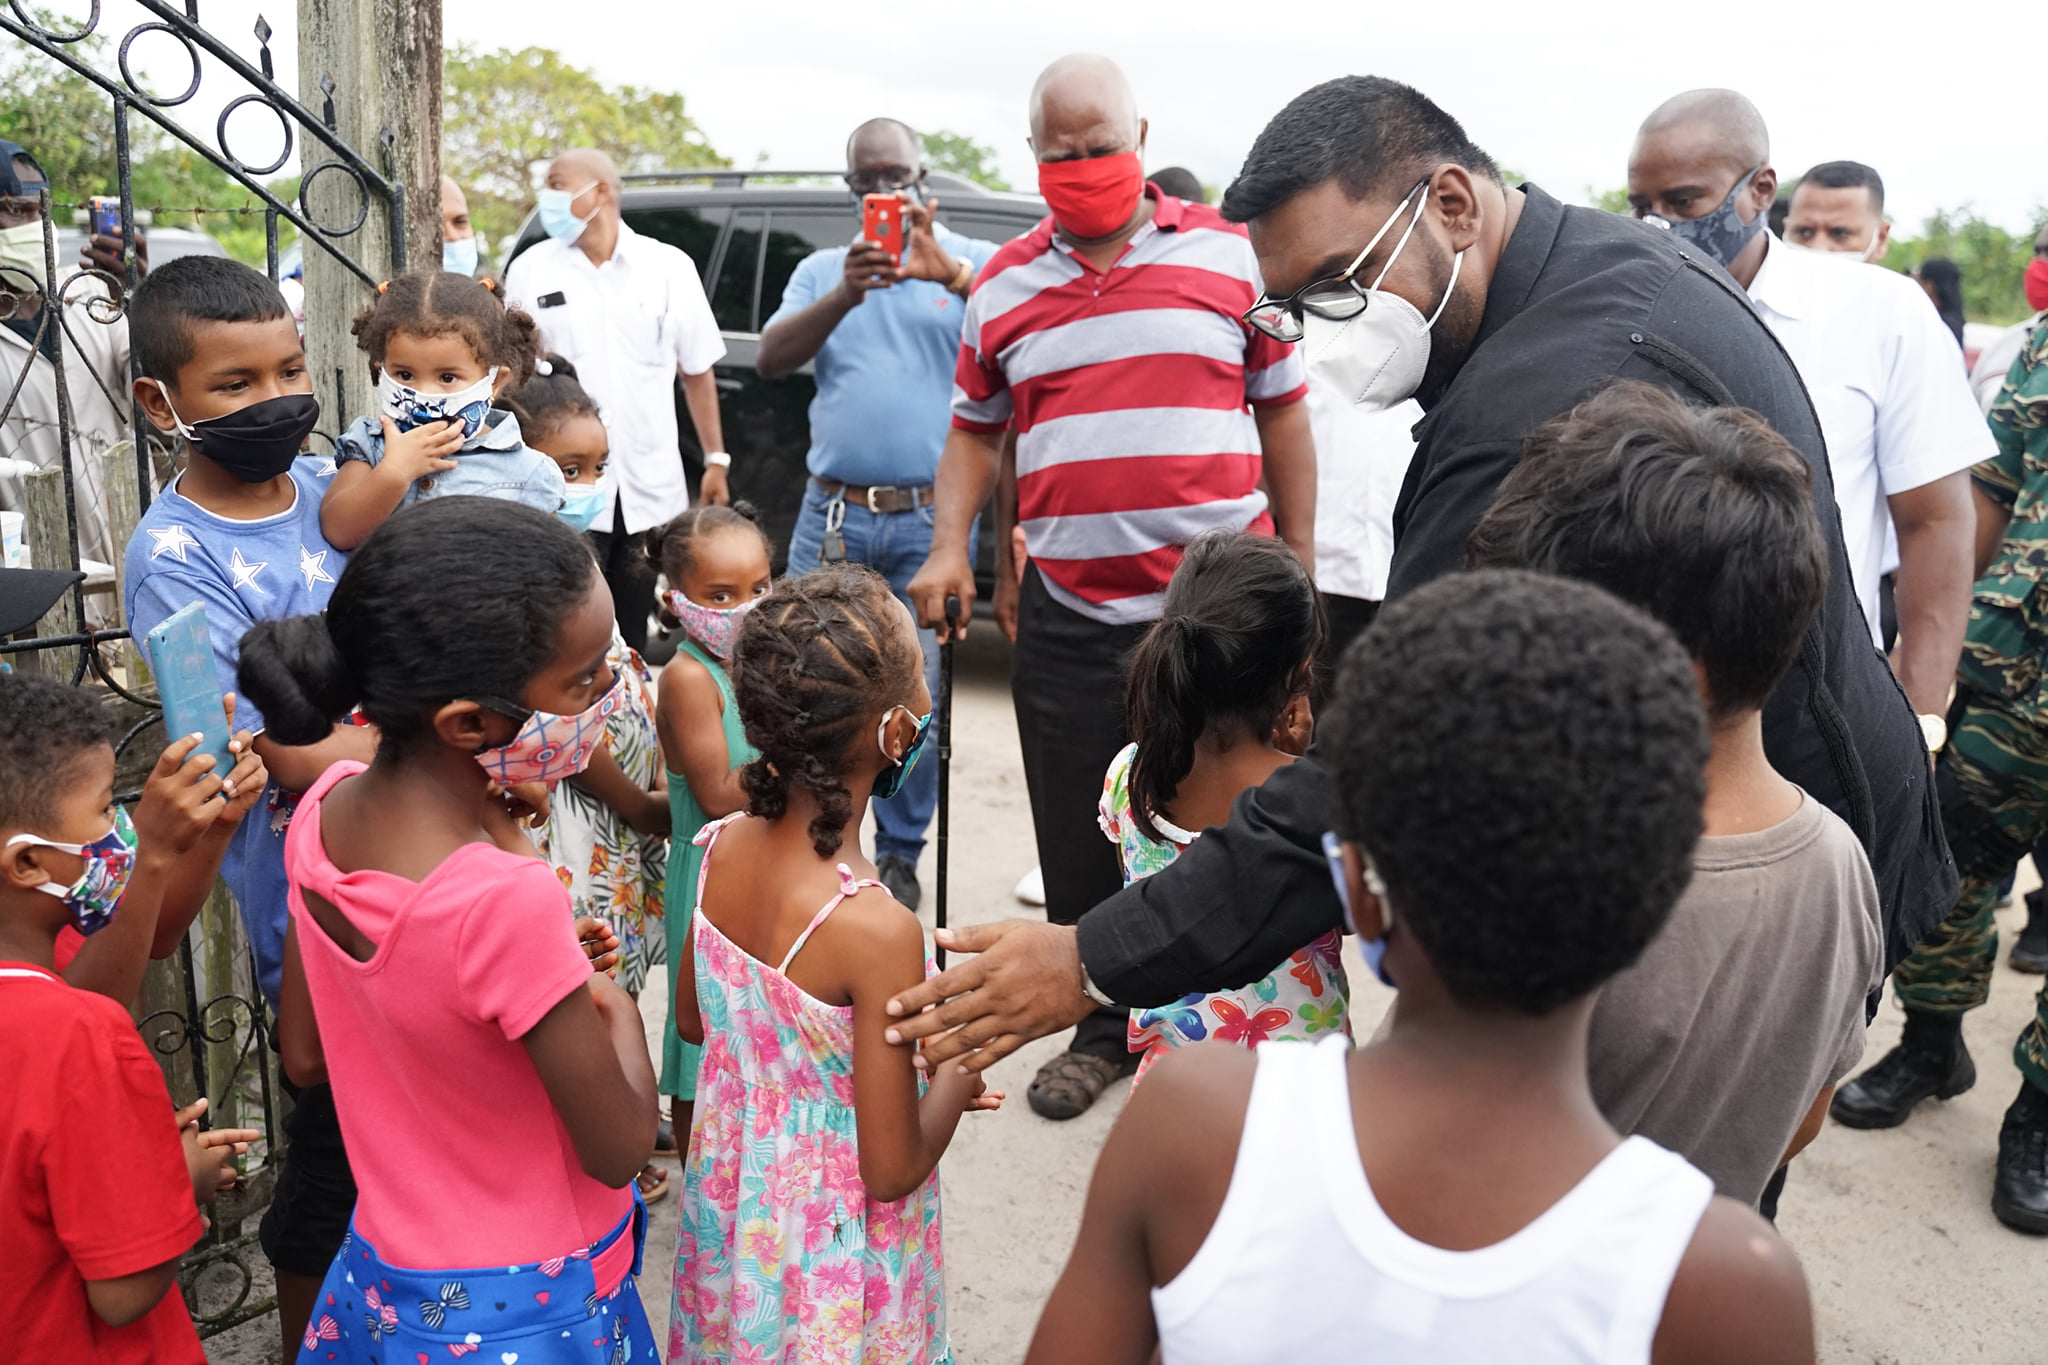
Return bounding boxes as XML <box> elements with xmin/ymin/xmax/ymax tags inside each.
<box><xmin>785</xmin><ymin>481</ymin><xmax>976</xmax><ymax>865</ymax></box>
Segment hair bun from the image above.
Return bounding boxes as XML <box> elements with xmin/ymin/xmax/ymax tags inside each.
<box><xmin>236</xmin><ymin>613</ymin><xmax>359</xmax><ymax>746</ymax></box>
<box><xmin>731</xmin><ymin>499</ymin><xmax>762</xmax><ymax>525</ymax></box>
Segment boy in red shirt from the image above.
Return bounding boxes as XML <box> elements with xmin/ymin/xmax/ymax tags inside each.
<box><xmin>0</xmin><ymin>671</ymin><xmax>258</xmax><ymax>1362</ymax></box>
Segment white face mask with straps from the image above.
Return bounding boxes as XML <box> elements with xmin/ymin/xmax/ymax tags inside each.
<box><xmin>1299</xmin><ymin>187</ymin><xmax>1463</xmax><ymax>412</ymax></box>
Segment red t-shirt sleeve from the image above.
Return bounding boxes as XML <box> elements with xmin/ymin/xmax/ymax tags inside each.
<box><xmin>454</xmin><ymin>852</ymin><xmax>597</xmax><ymax>1040</ymax></box>
<box><xmin>48</xmin><ymin>1004</ymin><xmax>204</xmax><ymax>1281</ymax></box>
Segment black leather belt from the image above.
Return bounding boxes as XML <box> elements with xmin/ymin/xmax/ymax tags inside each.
<box><xmin>812</xmin><ymin>477</ymin><xmax>935</xmax><ymax>514</ymax></box>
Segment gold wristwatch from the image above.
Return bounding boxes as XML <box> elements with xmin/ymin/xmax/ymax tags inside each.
<box><xmin>1919</xmin><ymin>712</ymin><xmax>1948</xmax><ymax>754</ymax></box>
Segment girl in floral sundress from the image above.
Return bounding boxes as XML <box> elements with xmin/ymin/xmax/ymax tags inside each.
<box><xmin>671</xmin><ymin>565</ymin><xmax>1002</xmax><ymax>1365</ymax></box>
<box><xmin>1104</xmin><ymin>530</ymin><xmax>1352</xmax><ymax>1085</ymax></box>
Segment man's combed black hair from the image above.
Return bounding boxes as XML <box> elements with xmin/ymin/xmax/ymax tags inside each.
<box><xmin>1323</xmin><ymin>569</ymin><xmax>1708</xmax><ymax>1015</ymax></box>
<box><xmin>1124</xmin><ymin>531</ymin><xmax>1322</xmax><ymax>842</ymax></box>
<box><xmin>236</xmin><ymin>497</ymin><xmax>599</xmax><ymax>758</ymax></box>
<box><xmin>1467</xmin><ymin>381</ymin><xmax>1827</xmax><ymax>720</ymax></box>
<box><xmin>1799</xmin><ymin>159</ymin><xmax>1885</xmax><ymax>212</ymax></box>
<box><xmin>1222</xmin><ymin>76</ymin><xmax>1499</xmax><ymax>225</ymax></box>
<box><xmin>0</xmin><ymin>672</ymin><xmax>116</xmax><ymax>831</ymax></box>
<box><xmin>731</xmin><ymin>565</ymin><xmax>920</xmax><ymax>858</ymax></box>
<box><xmin>129</xmin><ymin>254</ymin><xmax>290</xmax><ymax>385</ymax></box>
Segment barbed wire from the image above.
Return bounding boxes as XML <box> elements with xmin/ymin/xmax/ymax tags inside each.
<box><xmin>44</xmin><ymin>201</ymin><xmax>283</xmax><ymax>218</ymax></box>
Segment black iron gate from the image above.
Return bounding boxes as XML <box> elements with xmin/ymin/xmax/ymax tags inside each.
<box><xmin>0</xmin><ymin>1</ymin><xmax>403</xmax><ymax>1339</ymax></box>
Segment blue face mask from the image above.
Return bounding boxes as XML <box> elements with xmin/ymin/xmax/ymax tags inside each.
<box><xmin>872</xmin><ymin>704</ymin><xmax>932</xmax><ymax>801</ymax></box>
<box><xmin>1648</xmin><ymin>168</ymin><xmax>1764</xmax><ymax>270</ymax></box>
<box><xmin>556</xmin><ymin>483</ymin><xmax>605</xmax><ymax>532</ymax></box>
<box><xmin>1323</xmin><ymin>831</ymin><xmax>1394</xmax><ymax>988</ymax></box>
<box><xmin>442</xmin><ymin>235</ymin><xmax>479</xmax><ymax>277</ymax></box>
<box><xmin>536</xmin><ymin>183</ymin><xmax>596</xmax><ymax>245</ymax></box>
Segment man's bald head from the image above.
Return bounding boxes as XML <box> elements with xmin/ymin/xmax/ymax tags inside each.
<box><xmin>1028</xmin><ymin>53</ymin><xmax>1141</xmax><ymax>154</ymax></box>
<box><xmin>846</xmin><ymin>118</ymin><xmax>921</xmax><ymax>173</ymax></box>
<box><xmin>549</xmin><ymin>146</ymin><xmax>622</xmax><ymax>193</ymax></box>
<box><xmin>1634</xmin><ymin>89</ymin><xmax>1769</xmax><ymax>178</ymax></box>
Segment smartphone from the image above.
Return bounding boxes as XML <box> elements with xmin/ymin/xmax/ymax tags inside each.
<box><xmin>88</xmin><ymin>196</ymin><xmax>121</xmax><ymax>239</ymax></box>
<box><xmin>862</xmin><ymin>193</ymin><xmax>905</xmax><ymax>264</ymax></box>
<box><xmin>145</xmin><ymin>602</ymin><xmax>236</xmax><ymax>786</ymax></box>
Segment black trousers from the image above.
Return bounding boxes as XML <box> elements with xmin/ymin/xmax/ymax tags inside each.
<box><xmin>588</xmin><ymin>495</ymin><xmax>658</xmax><ymax>652</ymax></box>
<box><xmin>1012</xmin><ymin>564</ymin><xmax>1145</xmax><ymax>1060</ymax></box>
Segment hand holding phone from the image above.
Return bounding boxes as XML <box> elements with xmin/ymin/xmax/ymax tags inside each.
<box><xmin>146</xmin><ymin>603</ymin><xmax>235</xmax><ymax>784</ymax></box>
<box><xmin>863</xmin><ymin>193</ymin><xmax>907</xmax><ymax>265</ymax></box>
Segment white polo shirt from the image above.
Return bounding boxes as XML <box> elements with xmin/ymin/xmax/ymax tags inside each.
<box><xmin>504</xmin><ymin>222</ymin><xmax>725</xmax><ymax>534</ymax></box>
<box><xmin>1746</xmin><ymin>234</ymin><xmax>1993</xmax><ymax>644</ymax></box>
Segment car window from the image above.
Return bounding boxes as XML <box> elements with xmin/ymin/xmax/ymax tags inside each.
<box><xmin>936</xmin><ymin>208</ymin><xmax>1041</xmax><ymax>255</ymax></box>
<box><xmin>759</xmin><ymin>208</ymin><xmax>859</xmax><ymax>323</ymax></box>
<box><xmin>711</xmin><ymin>211</ymin><xmax>764</xmax><ymax>332</ymax></box>
<box><xmin>624</xmin><ymin>205</ymin><xmax>729</xmax><ymax>283</ymax></box>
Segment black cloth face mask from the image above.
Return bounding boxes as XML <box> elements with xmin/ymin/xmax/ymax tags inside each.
<box><xmin>153</xmin><ymin>385</ymin><xmax>320</xmax><ymax>483</ymax></box>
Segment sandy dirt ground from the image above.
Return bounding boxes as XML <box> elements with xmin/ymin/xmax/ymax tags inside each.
<box><xmin>210</xmin><ymin>624</ymin><xmax>2048</xmax><ymax>1363</ymax></box>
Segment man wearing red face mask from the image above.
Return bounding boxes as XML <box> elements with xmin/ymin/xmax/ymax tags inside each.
<box><xmin>908</xmin><ymin>52</ymin><xmax>1317</xmax><ymax>1122</ymax></box>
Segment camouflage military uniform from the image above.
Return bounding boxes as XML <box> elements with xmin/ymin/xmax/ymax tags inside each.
<box><xmin>1893</xmin><ymin>318</ymin><xmax>2048</xmax><ymax>1093</ymax></box>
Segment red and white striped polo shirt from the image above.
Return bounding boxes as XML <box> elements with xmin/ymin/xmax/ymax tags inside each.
<box><xmin>951</xmin><ymin>189</ymin><xmax>1307</xmax><ymax>625</ymax></box>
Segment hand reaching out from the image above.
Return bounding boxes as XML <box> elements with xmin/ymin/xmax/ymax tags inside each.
<box><xmin>576</xmin><ymin>915</ymin><xmax>622</xmax><ymax>978</ymax></box>
<box><xmin>217</xmin><ymin>694</ymin><xmax>267</xmax><ymax>827</ymax></box>
<box><xmin>175</xmin><ymin>1098</ymin><xmax>261</xmax><ymax>1214</ymax></box>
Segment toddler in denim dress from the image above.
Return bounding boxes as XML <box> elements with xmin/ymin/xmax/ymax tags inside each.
<box><xmin>321</xmin><ymin>270</ymin><xmax>565</xmax><ymax>550</ymax></box>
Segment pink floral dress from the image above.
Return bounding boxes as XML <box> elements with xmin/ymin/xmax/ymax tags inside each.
<box><xmin>669</xmin><ymin>815</ymin><xmax>950</xmax><ymax>1365</ymax></box>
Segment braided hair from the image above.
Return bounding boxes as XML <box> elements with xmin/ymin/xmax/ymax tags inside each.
<box><xmin>731</xmin><ymin>565</ymin><xmax>920</xmax><ymax>856</ymax></box>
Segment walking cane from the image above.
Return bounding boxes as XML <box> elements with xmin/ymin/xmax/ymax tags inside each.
<box><xmin>935</xmin><ymin>595</ymin><xmax>960</xmax><ymax>968</ymax></box>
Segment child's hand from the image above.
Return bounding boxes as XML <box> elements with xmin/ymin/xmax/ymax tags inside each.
<box><xmin>376</xmin><ymin>414</ymin><xmax>463</xmax><ymax>483</ymax></box>
<box><xmin>576</xmin><ymin>915</ymin><xmax>622</xmax><ymax>977</ymax></box>
<box><xmin>133</xmin><ymin>734</ymin><xmax>227</xmax><ymax>859</ymax></box>
<box><xmin>503</xmin><ymin>781</ymin><xmax>551</xmax><ymax>825</ymax></box>
<box><xmin>216</xmin><ymin>695</ymin><xmax>268</xmax><ymax>827</ymax></box>
<box><xmin>964</xmin><ymin>1073</ymin><xmax>1005</xmax><ymax>1113</ymax></box>
<box><xmin>175</xmin><ymin>1098</ymin><xmax>261</xmax><ymax>1208</ymax></box>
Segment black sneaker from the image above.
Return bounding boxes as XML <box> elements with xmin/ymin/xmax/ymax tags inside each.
<box><xmin>876</xmin><ymin>854</ymin><xmax>922</xmax><ymax>911</ymax></box>
<box><xmin>2012</xmin><ymin>891</ymin><xmax>2048</xmax><ymax>974</ymax></box>
<box><xmin>1993</xmin><ymin>1082</ymin><xmax>2048</xmax><ymax>1235</ymax></box>
<box><xmin>1830</xmin><ymin>1011</ymin><xmax>1975</xmax><ymax>1129</ymax></box>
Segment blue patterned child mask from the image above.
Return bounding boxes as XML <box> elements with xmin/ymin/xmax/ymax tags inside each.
<box><xmin>377</xmin><ymin>365</ymin><xmax>499</xmax><ymax>443</ymax></box>
<box><xmin>872</xmin><ymin>704</ymin><xmax>932</xmax><ymax>801</ymax></box>
<box><xmin>8</xmin><ymin>805</ymin><xmax>137</xmax><ymax>935</ymax></box>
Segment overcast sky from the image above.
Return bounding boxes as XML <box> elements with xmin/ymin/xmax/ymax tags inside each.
<box><xmin>37</xmin><ymin>0</ymin><xmax>2044</xmax><ymax>233</ymax></box>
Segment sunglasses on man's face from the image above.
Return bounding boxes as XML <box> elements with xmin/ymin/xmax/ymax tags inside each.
<box><xmin>845</xmin><ymin>169</ymin><xmax>917</xmax><ymax>196</ymax></box>
<box><xmin>1242</xmin><ymin>177</ymin><xmax>1432</xmax><ymax>343</ymax></box>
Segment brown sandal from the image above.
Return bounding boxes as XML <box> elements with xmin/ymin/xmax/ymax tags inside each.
<box><xmin>635</xmin><ymin>1162</ymin><xmax>670</xmax><ymax>1204</ymax></box>
<box><xmin>1026</xmin><ymin>1051</ymin><xmax>1129</xmax><ymax>1121</ymax></box>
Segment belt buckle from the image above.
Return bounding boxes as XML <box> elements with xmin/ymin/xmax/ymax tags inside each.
<box><xmin>866</xmin><ymin>485</ymin><xmax>891</xmax><ymax>514</ymax></box>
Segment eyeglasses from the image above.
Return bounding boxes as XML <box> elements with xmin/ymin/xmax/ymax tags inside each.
<box><xmin>1242</xmin><ymin>178</ymin><xmax>1432</xmax><ymax>343</ymax></box>
<box><xmin>844</xmin><ymin>168</ymin><xmax>918</xmax><ymax>196</ymax></box>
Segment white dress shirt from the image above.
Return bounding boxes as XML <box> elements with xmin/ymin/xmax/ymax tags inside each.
<box><xmin>1303</xmin><ymin>383</ymin><xmax>1419</xmax><ymax>603</ymax></box>
<box><xmin>1746</xmin><ymin>234</ymin><xmax>1993</xmax><ymax>644</ymax></box>
<box><xmin>504</xmin><ymin>223</ymin><xmax>726</xmax><ymax>534</ymax></box>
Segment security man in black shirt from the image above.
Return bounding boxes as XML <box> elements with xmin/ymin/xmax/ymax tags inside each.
<box><xmin>879</xmin><ymin>75</ymin><xmax>1953</xmax><ymax>1072</ymax></box>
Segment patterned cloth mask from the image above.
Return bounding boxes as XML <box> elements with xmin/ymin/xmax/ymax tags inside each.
<box><xmin>664</xmin><ymin>591</ymin><xmax>760</xmax><ymax>662</ymax></box>
<box><xmin>377</xmin><ymin>366</ymin><xmax>499</xmax><ymax>442</ymax></box>
<box><xmin>474</xmin><ymin>675</ymin><xmax>623</xmax><ymax>786</ymax></box>
<box><xmin>7</xmin><ymin>805</ymin><xmax>137</xmax><ymax>935</ymax></box>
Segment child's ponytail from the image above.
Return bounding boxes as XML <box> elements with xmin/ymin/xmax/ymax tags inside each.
<box><xmin>238</xmin><ymin>614</ymin><xmax>359</xmax><ymax>747</ymax></box>
<box><xmin>1121</xmin><ymin>530</ymin><xmax>1326</xmax><ymax>842</ymax></box>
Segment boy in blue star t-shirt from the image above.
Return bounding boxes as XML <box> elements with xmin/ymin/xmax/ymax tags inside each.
<box><xmin>123</xmin><ymin>256</ymin><xmax>375</xmax><ymax>1360</ymax></box>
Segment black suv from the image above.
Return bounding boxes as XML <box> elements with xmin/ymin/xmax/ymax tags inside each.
<box><xmin>505</xmin><ymin>171</ymin><xmax>1048</xmax><ymax>598</ymax></box>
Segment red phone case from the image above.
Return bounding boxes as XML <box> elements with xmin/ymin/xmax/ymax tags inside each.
<box><xmin>863</xmin><ymin>194</ymin><xmax>904</xmax><ymax>264</ymax></box>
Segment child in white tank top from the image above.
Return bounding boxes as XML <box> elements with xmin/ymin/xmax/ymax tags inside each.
<box><xmin>1024</xmin><ymin>571</ymin><xmax>1817</xmax><ymax>1365</ymax></box>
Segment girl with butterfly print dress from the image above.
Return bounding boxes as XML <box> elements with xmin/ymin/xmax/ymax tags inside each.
<box><xmin>1102</xmin><ymin>531</ymin><xmax>1352</xmax><ymax>1086</ymax></box>
<box><xmin>243</xmin><ymin>500</ymin><xmax>661</xmax><ymax>1365</ymax></box>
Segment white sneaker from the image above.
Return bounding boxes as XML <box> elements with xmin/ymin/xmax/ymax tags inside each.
<box><xmin>1013</xmin><ymin>865</ymin><xmax>1046</xmax><ymax>907</ymax></box>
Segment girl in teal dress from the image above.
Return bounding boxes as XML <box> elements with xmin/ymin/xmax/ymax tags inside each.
<box><xmin>651</xmin><ymin>503</ymin><xmax>774</xmax><ymax>1149</ymax></box>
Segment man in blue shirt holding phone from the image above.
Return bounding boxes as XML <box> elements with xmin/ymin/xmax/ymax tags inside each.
<box><xmin>755</xmin><ymin>118</ymin><xmax>1002</xmax><ymax>910</ymax></box>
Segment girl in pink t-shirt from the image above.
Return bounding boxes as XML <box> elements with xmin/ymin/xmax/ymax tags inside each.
<box><xmin>239</xmin><ymin>497</ymin><xmax>661</xmax><ymax>1365</ymax></box>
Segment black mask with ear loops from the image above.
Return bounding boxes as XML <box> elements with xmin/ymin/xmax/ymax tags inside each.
<box><xmin>153</xmin><ymin>384</ymin><xmax>320</xmax><ymax>482</ymax></box>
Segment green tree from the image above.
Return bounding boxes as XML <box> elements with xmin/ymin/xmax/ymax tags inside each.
<box><xmin>442</xmin><ymin>45</ymin><xmax>727</xmax><ymax>253</ymax></box>
<box><xmin>1881</xmin><ymin>207</ymin><xmax>2048</xmax><ymax>326</ymax></box>
<box><xmin>1590</xmin><ymin>186</ymin><xmax>1632</xmax><ymax>215</ymax></box>
<box><xmin>922</xmin><ymin>129</ymin><xmax>1010</xmax><ymax>192</ymax></box>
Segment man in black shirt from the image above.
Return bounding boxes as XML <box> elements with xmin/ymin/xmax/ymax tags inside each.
<box><xmin>882</xmin><ymin>75</ymin><xmax>1953</xmax><ymax>1071</ymax></box>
